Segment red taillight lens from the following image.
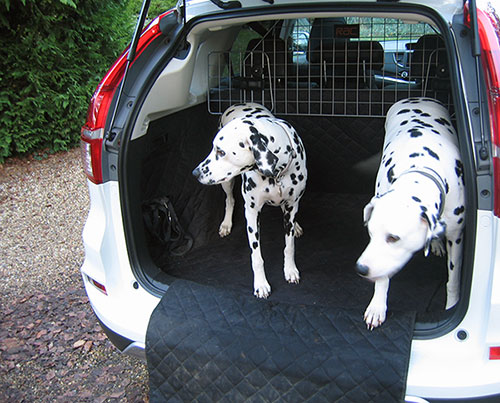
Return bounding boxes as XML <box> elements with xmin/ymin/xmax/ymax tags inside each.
<box><xmin>468</xmin><ymin>4</ymin><xmax>500</xmax><ymax>216</ymax></box>
<box><xmin>81</xmin><ymin>128</ymin><xmax>104</xmax><ymax>184</ymax></box>
<box><xmin>81</xmin><ymin>52</ymin><xmax>126</xmax><ymax>185</ymax></box>
<box><xmin>81</xmin><ymin>11</ymin><xmax>171</xmax><ymax>184</ymax></box>
<box><xmin>490</xmin><ymin>346</ymin><xmax>500</xmax><ymax>360</ymax></box>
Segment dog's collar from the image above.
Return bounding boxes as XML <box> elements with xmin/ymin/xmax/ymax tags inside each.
<box><xmin>274</xmin><ymin>120</ymin><xmax>297</xmax><ymax>183</ymax></box>
<box><xmin>397</xmin><ymin>167</ymin><xmax>446</xmax><ymax>218</ymax></box>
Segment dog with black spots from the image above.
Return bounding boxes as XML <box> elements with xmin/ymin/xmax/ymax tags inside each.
<box><xmin>356</xmin><ymin>97</ymin><xmax>465</xmax><ymax>329</ymax></box>
<box><xmin>193</xmin><ymin>103</ymin><xmax>307</xmax><ymax>298</ymax></box>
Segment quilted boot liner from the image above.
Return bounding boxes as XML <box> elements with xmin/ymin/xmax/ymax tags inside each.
<box><xmin>146</xmin><ymin>279</ymin><xmax>415</xmax><ymax>402</ymax></box>
<box><xmin>157</xmin><ymin>192</ymin><xmax>447</xmax><ymax>313</ymax></box>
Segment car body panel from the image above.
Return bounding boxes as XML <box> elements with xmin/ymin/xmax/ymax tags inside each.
<box><xmin>407</xmin><ymin>212</ymin><xmax>500</xmax><ymax>398</ymax></box>
<box><xmin>81</xmin><ymin>181</ymin><xmax>160</xmax><ymax>344</ymax></box>
<box><xmin>180</xmin><ymin>0</ymin><xmax>464</xmax><ymax>26</ymax></box>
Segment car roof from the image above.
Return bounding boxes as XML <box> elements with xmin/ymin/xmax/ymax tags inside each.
<box><xmin>179</xmin><ymin>0</ymin><xmax>465</xmax><ymax>25</ymax></box>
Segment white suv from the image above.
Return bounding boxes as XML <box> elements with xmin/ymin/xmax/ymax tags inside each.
<box><xmin>81</xmin><ymin>0</ymin><xmax>500</xmax><ymax>400</ymax></box>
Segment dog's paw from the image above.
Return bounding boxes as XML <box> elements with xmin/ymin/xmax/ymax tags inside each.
<box><xmin>218</xmin><ymin>222</ymin><xmax>232</xmax><ymax>237</ymax></box>
<box><xmin>254</xmin><ymin>282</ymin><xmax>271</xmax><ymax>299</ymax></box>
<box><xmin>430</xmin><ymin>238</ymin><xmax>445</xmax><ymax>257</ymax></box>
<box><xmin>364</xmin><ymin>302</ymin><xmax>387</xmax><ymax>330</ymax></box>
<box><xmin>284</xmin><ymin>266</ymin><xmax>300</xmax><ymax>284</ymax></box>
<box><xmin>294</xmin><ymin>222</ymin><xmax>303</xmax><ymax>238</ymax></box>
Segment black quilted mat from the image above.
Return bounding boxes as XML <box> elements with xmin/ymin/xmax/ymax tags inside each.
<box><xmin>146</xmin><ymin>279</ymin><xmax>415</xmax><ymax>402</ymax></box>
<box><xmin>160</xmin><ymin>192</ymin><xmax>447</xmax><ymax>315</ymax></box>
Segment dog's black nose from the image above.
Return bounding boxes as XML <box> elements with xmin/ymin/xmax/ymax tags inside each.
<box><xmin>192</xmin><ymin>167</ymin><xmax>201</xmax><ymax>179</ymax></box>
<box><xmin>355</xmin><ymin>263</ymin><xmax>369</xmax><ymax>277</ymax></box>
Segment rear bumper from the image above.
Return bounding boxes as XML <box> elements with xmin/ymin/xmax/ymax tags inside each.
<box><xmin>94</xmin><ymin>314</ymin><xmax>146</xmax><ymax>361</ymax></box>
<box><xmin>423</xmin><ymin>394</ymin><xmax>500</xmax><ymax>403</ymax></box>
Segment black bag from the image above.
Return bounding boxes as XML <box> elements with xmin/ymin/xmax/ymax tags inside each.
<box><xmin>142</xmin><ymin>197</ymin><xmax>193</xmax><ymax>256</ymax></box>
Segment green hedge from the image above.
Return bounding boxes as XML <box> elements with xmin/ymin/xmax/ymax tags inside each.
<box><xmin>0</xmin><ymin>0</ymin><xmax>175</xmax><ymax>162</ymax></box>
<box><xmin>127</xmin><ymin>0</ymin><xmax>177</xmax><ymax>21</ymax></box>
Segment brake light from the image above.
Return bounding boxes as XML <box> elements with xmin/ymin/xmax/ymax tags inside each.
<box><xmin>80</xmin><ymin>10</ymin><xmax>172</xmax><ymax>184</ymax></box>
<box><xmin>81</xmin><ymin>128</ymin><xmax>104</xmax><ymax>184</ymax></box>
<box><xmin>467</xmin><ymin>3</ymin><xmax>500</xmax><ymax>216</ymax></box>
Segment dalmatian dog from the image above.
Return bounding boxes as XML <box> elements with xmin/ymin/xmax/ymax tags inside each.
<box><xmin>215</xmin><ymin>103</ymin><xmax>304</xmax><ymax>238</ymax></box>
<box><xmin>356</xmin><ymin>97</ymin><xmax>465</xmax><ymax>329</ymax></box>
<box><xmin>192</xmin><ymin>103</ymin><xmax>307</xmax><ymax>298</ymax></box>
<box><xmin>216</xmin><ymin>103</ymin><xmax>275</xmax><ymax>237</ymax></box>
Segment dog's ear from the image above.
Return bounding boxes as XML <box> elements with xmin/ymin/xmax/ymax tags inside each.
<box><xmin>422</xmin><ymin>212</ymin><xmax>446</xmax><ymax>256</ymax></box>
<box><xmin>248</xmin><ymin>128</ymin><xmax>279</xmax><ymax>177</ymax></box>
<box><xmin>363</xmin><ymin>197</ymin><xmax>378</xmax><ymax>226</ymax></box>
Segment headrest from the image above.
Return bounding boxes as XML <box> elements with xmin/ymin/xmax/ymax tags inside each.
<box><xmin>409</xmin><ymin>34</ymin><xmax>448</xmax><ymax>79</ymax></box>
<box><xmin>307</xmin><ymin>18</ymin><xmax>347</xmax><ymax>63</ymax></box>
<box><xmin>309</xmin><ymin>40</ymin><xmax>384</xmax><ymax>72</ymax></box>
<box><xmin>243</xmin><ymin>37</ymin><xmax>292</xmax><ymax>85</ymax></box>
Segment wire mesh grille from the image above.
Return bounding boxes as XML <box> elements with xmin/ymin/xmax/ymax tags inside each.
<box><xmin>208</xmin><ymin>17</ymin><xmax>452</xmax><ymax>117</ymax></box>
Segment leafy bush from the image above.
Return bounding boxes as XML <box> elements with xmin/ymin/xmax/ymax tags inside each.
<box><xmin>0</xmin><ymin>0</ymin><xmax>133</xmax><ymax>162</ymax></box>
<box><xmin>0</xmin><ymin>0</ymin><xmax>193</xmax><ymax>162</ymax></box>
<box><xmin>127</xmin><ymin>0</ymin><xmax>177</xmax><ymax>20</ymax></box>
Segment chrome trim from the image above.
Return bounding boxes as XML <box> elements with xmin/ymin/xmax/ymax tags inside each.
<box><xmin>81</xmin><ymin>127</ymin><xmax>104</xmax><ymax>141</ymax></box>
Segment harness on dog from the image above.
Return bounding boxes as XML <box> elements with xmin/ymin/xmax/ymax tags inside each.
<box><xmin>274</xmin><ymin>120</ymin><xmax>298</xmax><ymax>196</ymax></box>
<box><xmin>397</xmin><ymin>167</ymin><xmax>446</xmax><ymax>218</ymax></box>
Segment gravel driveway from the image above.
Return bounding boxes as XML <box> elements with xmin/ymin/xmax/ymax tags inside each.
<box><xmin>0</xmin><ymin>148</ymin><xmax>148</xmax><ymax>402</ymax></box>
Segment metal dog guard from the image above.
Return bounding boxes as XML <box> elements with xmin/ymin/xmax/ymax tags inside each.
<box><xmin>208</xmin><ymin>17</ymin><xmax>453</xmax><ymax>117</ymax></box>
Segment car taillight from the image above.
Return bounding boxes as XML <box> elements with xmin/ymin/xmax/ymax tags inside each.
<box><xmin>467</xmin><ymin>4</ymin><xmax>500</xmax><ymax>216</ymax></box>
<box><xmin>81</xmin><ymin>128</ymin><xmax>104</xmax><ymax>184</ymax></box>
<box><xmin>80</xmin><ymin>10</ymin><xmax>172</xmax><ymax>184</ymax></box>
